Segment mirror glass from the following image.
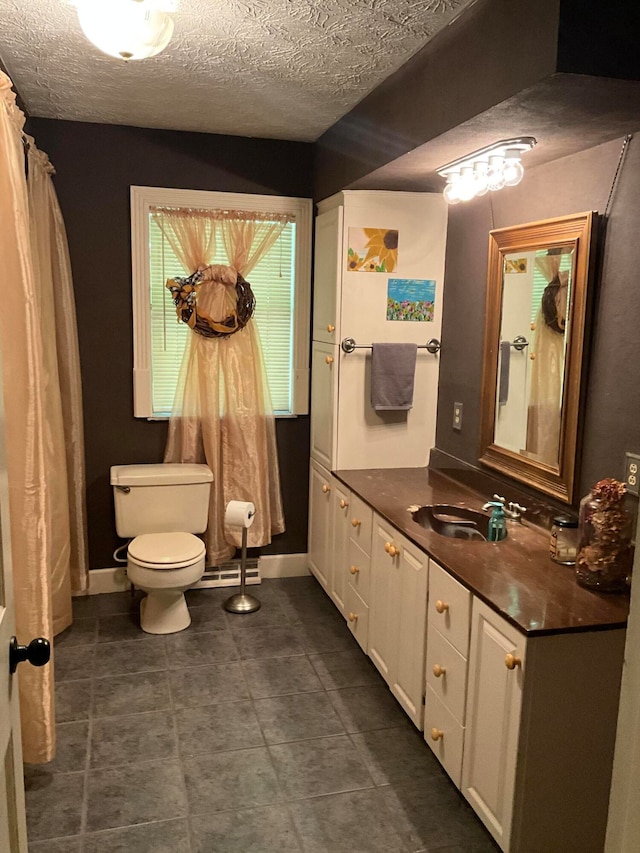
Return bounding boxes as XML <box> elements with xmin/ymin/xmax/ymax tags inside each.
<box><xmin>480</xmin><ymin>212</ymin><xmax>597</xmax><ymax>503</ymax></box>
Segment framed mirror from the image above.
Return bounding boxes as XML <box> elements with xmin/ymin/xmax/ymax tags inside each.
<box><xmin>479</xmin><ymin>212</ymin><xmax>597</xmax><ymax>503</ymax></box>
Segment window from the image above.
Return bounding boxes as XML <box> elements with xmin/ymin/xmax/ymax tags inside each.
<box><xmin>131</xmin><ymin>186</ymin><xmax>312</xmax><ymax>418</ymax></box>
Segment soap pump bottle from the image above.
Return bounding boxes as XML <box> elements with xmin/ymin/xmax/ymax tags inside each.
<box><xmin>486</xmin><ymin>501</ymin><xmax>507</xmax><ymax>542</ymax></box>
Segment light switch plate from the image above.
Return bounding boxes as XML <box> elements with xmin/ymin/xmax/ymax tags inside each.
<box><xmin>624</xmin><ymin>452</ymin><xmax>640</xmax><ymax>496</ymax></box>
<box><xmin>453</xmin><ymin>402</ymin><xmax>463</xmax><ymax>431</ymax></box>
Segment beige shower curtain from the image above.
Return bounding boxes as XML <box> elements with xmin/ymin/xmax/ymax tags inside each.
<box><xmin>153</xmin><ymin>208</ymin><xmax>287</xmax><ymax>565</ymax></box>
<box><xmin>526</xmin><ymin>254</ymin><xmax>566</xmax><ymax>466</ymax></box>
<box><xmin>0</xmin><ymin>72</ymin><xmax>88</xmax><ymax>763</ymax></box>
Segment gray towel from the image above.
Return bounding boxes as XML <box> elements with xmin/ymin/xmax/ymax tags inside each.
<box><xmin>499</xmin><ymin>340</ymin><xmax>511</xmax><ymax>405</ymax></box>
<box><xmin>371</xmin><ymin>343</ymin><xmax>418</xmax><ymax>411</ymax></box>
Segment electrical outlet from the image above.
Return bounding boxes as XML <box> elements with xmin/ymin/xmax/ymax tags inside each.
<box><xmin>453</xmin><ymin>402</ymin><xmax>463</xmax><ymax>431</ymax></box>
<box><xmin>624</xmin><ymin>452</ymin><xmax>640</xmax><ymax>497</ymax></box>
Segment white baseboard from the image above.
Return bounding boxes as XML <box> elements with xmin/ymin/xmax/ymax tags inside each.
<box><xmin>259</xmin><ymin>553</ymin><xmax>310</xmax><ymax>579</ymax></box>
<box><xmin>83</xmin><ymin>554</ymin><xmax>309</xmax><ymax>596</ymax></box>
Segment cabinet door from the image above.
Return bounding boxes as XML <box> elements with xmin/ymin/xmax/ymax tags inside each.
<box><xmin>310</xmin><ymin>341</ymin><xmax>338</xmax><ymax>469</ymax></box>
<box><xmin>307</xmin><ymin>459</ymin><xmax>333</xmax><ymax>591</ymax></box>
<box><xmin>390</xmin><ymin>537</ymin><xmax>428</xmax><ymax>728</ymax></box>
<box><xmin>329</xmin><ymin>478</ymin><xmax>350</xmax><ymax>615</ymax></box>
<box><xmin>312</xmin><ymin>207</ymin><xmax>343</xmax><ymax>344</ymax></box>
<box><xmin>462</xmin><ymin>598</ymin><xmax>525</xmax><ymax>851</ymax></box>
<box><xmin>368</xmin><ymin>516</ymin><xmax>399</xmax><ymax>683</ymax></box>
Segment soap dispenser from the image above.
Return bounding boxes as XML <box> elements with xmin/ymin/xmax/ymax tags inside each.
<box><xmin>486</xmin><ymin>501</ymin><xmax>507</xmax><ymax>542</ymax></box>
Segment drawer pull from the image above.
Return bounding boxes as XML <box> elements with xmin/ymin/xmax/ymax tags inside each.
<box><xmin>505</xmin><ymin>653</ymin><xmax>522</xmax><ymax>670</ymax></box>
<box><xmin>432</xmin><ymin>664</ymin><xmax>446</xmax><ymax>678</ymax></box>
<box><xmin>430</xmin><ymin>727</ymin><xmax>444</xmax><ymax>742</ymax></box>
<box><xmin>348</xmin><ymin>612</ymin><xmax>358</xmax><ymax>623</ymax></box>
<box><xmin>384</xmin><ymin>542</ymin><xmax>399</xmax><ymax>557</ymax></box>
<box><xmin>351</xmin><ymin>518</ymin><xmax>361</xmax><ymax>528</ymax></box>
<box><xmin>325</xmin><ymin>355</ymin><xmax>334</xmax><ymax>365</ymax></box>
<box><xmin>322</xmin><ymin>484</ymin><xmax>331</xmax><ymax>494</ymax></box>
<box><xmin>435</xmin><ymin>600</ymin><xmax>449</xmax><ymax>614</ymax></box>
<box><xmin>339</xmin><ymin>498</ymin><xmax>348</xmax><ymax>509</ymax></box>
<box><xmin>327</xmin><ymin>324</ymin><xmax>335</xmax><ymax>333</ymax></box>
<box><xmin>350</xmin><ymin>565</ymin><xmax>360</xmax><ymax>575</ymax></box>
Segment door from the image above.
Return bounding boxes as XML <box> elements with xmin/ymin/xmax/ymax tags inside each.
<box><xmin>0</xmin><ymin>358</ymin><xmax>29</xmax><ymax>850</ymax></box>
<box><xmin>307</xmin><ymin>459</ymin><xmax>333</xmax><ymax>590</ymax></box>
<box><xmin>368</xmin><ymin>516</ymin><xmax>399</xmax><ymax>683</ymax></box>
<box><xmin>309</xmin><ymin>341</ymin><xmax>338</xmax><ymax>470</ymax></box>
<box><xmin>312</xmin><ymin>206</ymin><xmax>343</xmax><ymax>344</ymax></box>
<box><xmin>328</xmin><ymin>478</ymin><xmax>350</xmax><ymax>616</ymax></box>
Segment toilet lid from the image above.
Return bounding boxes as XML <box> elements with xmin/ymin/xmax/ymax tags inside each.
<box><xmin>128</xmin><ymin>532</ymin><xmax>205</xmax><ymax>570</ymax></box>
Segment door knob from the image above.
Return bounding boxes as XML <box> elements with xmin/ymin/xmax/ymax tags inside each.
<box><xmin>10</xmin><ymin>636</ymin><xmax>51</xmax><ymax>674</ymax></box>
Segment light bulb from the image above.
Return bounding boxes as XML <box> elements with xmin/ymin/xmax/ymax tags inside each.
<box><xmin>502</xmin><ymin>149</ymin><xmax>525</xmax><ymax>186</ymax></box>
<box><xmin>486</xmin><ymin>156</ymin><xmax>506</xmax><ymax>191</ymax></box>
<box><xmin>456</xmin><ymin>166</ymin><xmax>477</xmax><ymax>202</ymax></box>
<box><xmin>473</xmin><ymin>161</ymin><xmax>489</xmax><ymax>197</ymax></box>
<box><xmin>76</xmin><ymin>0</ymin><xmax>174</xmax><ymax>60</ymax></box>
<box><xmin>443</xmin><ymin>176</ymin><xmax>461</xmax><ymax>205</ymax></box>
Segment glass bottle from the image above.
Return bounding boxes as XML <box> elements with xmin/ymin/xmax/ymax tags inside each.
<box><xmin>550</xmin><ymin>516</ymin><xmax>579</xmax><ymax>565</ymax></box>
<box><xmin>575</xmin><ymin>478</ymin><xmax>634</xmax><ymax>593</ymax></box>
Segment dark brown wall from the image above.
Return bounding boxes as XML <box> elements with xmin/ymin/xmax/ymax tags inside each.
<box><xmin>27</xmin><ymin>118</ymin><xmax>314</xmax><ymax>569</ymax></box>
<box><xmin>434</xmin><ymin>135</ymin><xmax>640</xmax><ymax>505</ymax></box>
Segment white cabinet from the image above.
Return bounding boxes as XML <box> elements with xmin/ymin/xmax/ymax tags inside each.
<box><xmin>461</xmin><ymin>598</ymin><xmax>625</xmax><ymax>853</ymax></box>
<box><xmin>462</xmin><ymin>598</ymin><xmax>524</xmax><ymax>850</ymax></box>
<box><xmin>307</xmin><ymin>459</ymin><xmax>332</xmax><ymax>591</ymax></box>
<box><xmin>344</xmin><ymin>496</ymin><xmax>373</xmax><ymax>653</ymax></box>
<box><xmin>310</xmin><ymin>190</ymin><xmax>447</xmax><ymax>472</ymax></box>
<box><xmin>369</xmin><ymin>513</ymin><xmax>428</xmax><ymax>728</ymax></box>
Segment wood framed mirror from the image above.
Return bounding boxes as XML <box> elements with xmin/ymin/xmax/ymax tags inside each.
<box><xmin>479</xmin><ymin>211</ymin><xmax>597</xmax><ymax>503</ymax></box>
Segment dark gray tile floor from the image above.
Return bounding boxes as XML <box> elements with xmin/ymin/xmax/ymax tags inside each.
<box><xmin>25</xmin><ymin>576</ymin><xmax>499</xmax><ymax>853</ymax></box>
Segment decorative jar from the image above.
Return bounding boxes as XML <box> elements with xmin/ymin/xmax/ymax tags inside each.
<box><xmin>550</xmin><ymin>516</ymin><xmax>579</xmax><ymax>565</ymax></box>
<box><xmin>575</xmin><ymin>478</ymin><xmax>634</xmax><ymax>593</ymax></box>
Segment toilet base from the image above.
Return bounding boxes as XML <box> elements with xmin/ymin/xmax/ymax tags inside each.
<box><xmin>140</xmin><ymin>590</ymin><xmax>191</xmax><ymax>634</ymax></box>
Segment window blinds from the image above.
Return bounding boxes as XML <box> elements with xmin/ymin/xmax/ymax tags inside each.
<box><xmin>148</xmin><ymin>216</ymin><xmax>296</xmax><ymax>417</ymax></box>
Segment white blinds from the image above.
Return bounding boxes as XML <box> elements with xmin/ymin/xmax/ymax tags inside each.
<box><xmin>148</xmin><ymin>215</ymin><xmax>295</xmax><ymax>416</ymax></box>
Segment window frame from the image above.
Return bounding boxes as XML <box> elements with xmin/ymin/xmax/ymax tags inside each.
<box><xmin>130</xmin><ymin>185</ymin><xmax>312</xmax><ymax>419</ymax></box>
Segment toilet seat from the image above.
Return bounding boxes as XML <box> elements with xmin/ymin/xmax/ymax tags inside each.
<box><xmin>128</xmin><ymin>532</ymin><xmax>205</xmax><ymax>570</ymax></box>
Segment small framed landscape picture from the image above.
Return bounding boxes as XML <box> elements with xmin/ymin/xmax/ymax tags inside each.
<box><xmin>387</xmin><ymin>278</ymin><xmax>436</xmax><ymax>322</ymax></box>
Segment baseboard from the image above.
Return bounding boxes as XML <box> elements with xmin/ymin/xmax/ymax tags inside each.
<box><xmin>84</xmin><ymin>553</ymin><xmax>310</xmax><ymax>595</ymax></box>
<box><xmin>258</xmin><ymin>553</ymin><xmax>310</xmax><ymax>579</ymax></box>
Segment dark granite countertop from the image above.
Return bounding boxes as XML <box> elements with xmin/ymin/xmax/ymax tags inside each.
<box><xmin>334</xmin><ymin>467</ymin><xmax>629</xmax><ymax>637</ymax></box>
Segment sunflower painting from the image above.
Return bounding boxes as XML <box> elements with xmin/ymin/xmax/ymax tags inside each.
<box><xmin>347</xmin><ymin>227</ymin><xmax>399</xmax><ymax>273</ymax></box>
<box><xmin>504</xmin><ymin>258</ymin><xmax>528</xmax><ymax>274</ymax></box>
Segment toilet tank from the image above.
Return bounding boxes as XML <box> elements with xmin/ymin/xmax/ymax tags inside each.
<box><xmin>111</xmin><ymin>463</ymin><xmax>213</xmax><ymax>537</ymax></box>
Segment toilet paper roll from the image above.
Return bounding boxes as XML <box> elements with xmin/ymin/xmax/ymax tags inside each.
<box><xmin>225</xmin><ymin>500</ymin><xmax>256</xmax><ymax>528</ymax></box>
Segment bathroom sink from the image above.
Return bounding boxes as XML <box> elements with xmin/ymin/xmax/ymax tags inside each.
<box><xmin>410</xmin><ymin>504</ymin><xmax>495</xmax><ymax>542</ymax></box>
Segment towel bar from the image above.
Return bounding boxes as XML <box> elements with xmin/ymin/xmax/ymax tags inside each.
<box><xmin>341</xmin><ymin>337</ymin><xmax>441</xmax><ymax>354</ymax></box>
<box><xmin>502</xmin><ymin>336</ymin><xmax>529</xmax><ymax>351</ymax></box>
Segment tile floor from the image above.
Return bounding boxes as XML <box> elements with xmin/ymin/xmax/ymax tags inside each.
<box><xmin>24</xmin><ymin>576</ymin><xmax>499</xmax><ymax>853</ymax></box>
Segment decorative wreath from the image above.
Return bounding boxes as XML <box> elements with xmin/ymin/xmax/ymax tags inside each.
<box><xmin>166</xmin><ymin>268</ymin><xmax>256</xmax><ymax>339</ymax></box>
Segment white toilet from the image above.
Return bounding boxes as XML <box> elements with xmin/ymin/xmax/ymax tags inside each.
<box><xmin>110</xmin><ymin>463</ymin><xmax>213</xmax><ymax>634</ymax></box>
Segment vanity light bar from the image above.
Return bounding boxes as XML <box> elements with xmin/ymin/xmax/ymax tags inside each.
<box><xmin>436</xmin><ymin>137</ymin><xmax>537</xmax><ymax>205</ymax></box>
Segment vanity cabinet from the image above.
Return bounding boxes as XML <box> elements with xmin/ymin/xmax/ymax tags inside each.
<box><xmin>308</xmin><ymin>460</ymin><xmax>351</xmax><ymax>609</ymax></box>
<box><xmin>460</xmin><ymin>601</ymin><xmax>625</xmax><ymax>853</ymax></box>
<box><xmin>369</xmin><ymin>513</ymin><xmax>428</xmax><ymax>728</ymax></box>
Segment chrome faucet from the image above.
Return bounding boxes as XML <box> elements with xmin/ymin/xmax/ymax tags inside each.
<box><xmin>482</xmin><ymin>494</ymin><xmax>527</xmax><ymax>521</ymax></box>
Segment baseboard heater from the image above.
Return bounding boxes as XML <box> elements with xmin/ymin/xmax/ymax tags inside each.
<box><xmin>193</xmin><ymin>556</ymin><xmax>261</xmax><ymax>589</ymax></box>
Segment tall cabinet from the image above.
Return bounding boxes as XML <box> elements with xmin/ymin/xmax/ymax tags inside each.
<box><xmin>308</xmin><ymin>191</ymin><xmax>447</xmax><ymax>602</ymax></box>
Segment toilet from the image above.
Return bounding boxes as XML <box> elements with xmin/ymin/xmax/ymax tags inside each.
<box><xmin>110</xmin><ymin>463</ymin><xmax>213</xmax><ymax>634</ymax></box>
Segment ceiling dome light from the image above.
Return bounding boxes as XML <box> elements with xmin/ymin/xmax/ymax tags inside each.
<box><xmin>456</xmin><ymin>166</ymin><xmax>477</xmax><ymax>202</ymax></box>
<box><xmin>443</xmin><ymin>175</ymin><xmax>461</xmax><ymax>205</ymax></box>
<box><xmin>76</xmin><ymin>0</ymin><xmax>176</xmax><ymax>61</ymax></box>
<box><xmin>473</xmin><ymin>161</ymin><xmax>489</xmax><ymax>197</ymax></box>
<box><xmin>486</xmin><ymin>156</ymin><xmax>506</xmax><ymax>192</ymax></box>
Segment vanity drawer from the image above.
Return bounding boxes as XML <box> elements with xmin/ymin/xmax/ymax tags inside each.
<box><xmin>348</xmin><ymin>493</ymin><xmax>373</xmax><ymax>554</ymax></box>
<box><xmin>345</xmin><ymin>584</ymin><xmax>368</xmax><ymax>653</ymax></box>
<box><xmin>429</xmin><ymin>560</ymin><xmax>471</xmax><ymax>657</ymax></box>
<box><xmin>424</xmin><ymin>684</ymin><xmax>465</xmax><ymax>789</ymax></box>
<box><xmin>347</xmin><ymin>538</ymin><xmax>371</xmax><ymax>603</ymax></box>
<box><xmin>425</xmin><ymin>622</ymin><xmax>468</xmax><ymax>725</ymax></box>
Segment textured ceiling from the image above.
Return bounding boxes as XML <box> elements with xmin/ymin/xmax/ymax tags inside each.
<box><xmin>0</xmin><ymin>0</ymin><xmax>476</xmax><ymax>141</ymax></box>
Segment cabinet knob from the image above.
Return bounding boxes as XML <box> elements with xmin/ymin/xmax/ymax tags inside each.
<box><xmin>430</xmin><ymin>727</ymin><xmax>444</xmax><ymax>742</ymax></box>
<box><xmin>351</xmin><ymin>518</ymin><xmax>361</xmax><ymax>528</ymax></box>
<box><xmin>350</xmin><ymin>565</ymin><xmax>360</xmax><ymax>575</ymax></box>
<box><xmin>322</xmin><ymin>484</ymin><xmax>331</xmax><ymax>493</ymax></box>
<box><xmin>432</xmin><ymin>664</ymin><xmax>446</xmax><ymax>678</ymax></box>
<box><xmin>435</xmin><ymin>600</ymin><xmax>449</xmax><ymax>614</ymax></box>
<box><xmin>327</xmin><ymin>324</ymin><xmax>335</xmax><ymax>333</ymax></box>
<box><xmin>384</xmin><ymin>542</ymin><xmax>399</xmax><ymax>557</ymax></box>
<box><xmin>339</xmin><ymin>499</ymin><xmax>348</xmax><ymax>509</ymax></box>
<box><xmin>505</xmin><ymin>653</ymin><xmax>522</xmax><ymax>670</ymax></box>
<box><xmin>325</xmin><ymin>355</ymin><xmax>334</xmax><ymax>365</ymax></box>
<box><xmin>529</xmin><ymin>352</ymin><xmax>536</xmax><ymax>361</ymax></box>
<box><xmin>348</xmin><ymin>612</ymin><xmax>358</xmax><ymax>623</ymax></box>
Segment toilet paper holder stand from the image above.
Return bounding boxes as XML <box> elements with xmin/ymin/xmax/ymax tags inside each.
<box><xmin>223</xmin><ymin>520</ymin><xmax>261</xmax><ymax>615</ymax></box>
